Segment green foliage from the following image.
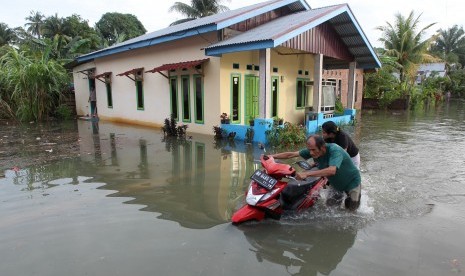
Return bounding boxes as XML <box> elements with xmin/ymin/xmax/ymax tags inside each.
<box><xmin>430</xmin><ymin>25</ymin><xmax>465</xmax><ymax>67</ymax></box>
<box><xmin>335</xmin><ymin>99</ymin><xmax>344</xmax><ymax>114</ymax></box>
<box><xmin>266</xmin><ymin>122</ymin><xmax>306</xmax><ymax>149</ymax></box>
<box><xmin>169</xmin><ymin>0</ymin><xmax>230</xmax><ymax>25</ymax></box>
<box><xmin>95</xmin><ymin>13</ymin><xmax>146</xmax><ymax>45</ymax></box>
<box><xmin>377</xmin><ymin>11</ymin><xmax>436</xmax><ymax>83</ymax></box>
<box><xmin>0</xmin><ymin>46</ymin><xmax>69</xmax><ymax>121</ymax></box>
<box><xmin>55</xmin><ymin>104</ymin><xmax>73</xmax><ymax>120</ymax></box>
<box><xmin>0</xmin><ymin>23</ymin><xmax>17</xmax><ymax>46</ymax></box>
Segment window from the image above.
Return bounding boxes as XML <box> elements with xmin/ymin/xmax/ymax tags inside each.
<box><xmin>136</xmin><ymin>80</ymin><xmax>144</xmax><ymax>110</ymax></box>
<box><xmin>271</xmin><ymin>77</ymin><xmax>279</xmax><ymax>117</ymax></box>
<box><xmin>233</xmin><ymin>63</ymin><xmax>240</xmax><ymax>69</ymax></box>
<box><xmin>194</xmin><ymin>75</ymin><xmax>204</xmax><ymax>123</ymax></box>
<box><xmin>338</xmin><ymin>79</ymin><xmax>342</xmax><ymax>99</ymax></box>
<box><xmin>169</xmin><ymin>77</ymin><xmax>178</xmax><ymax>120</ymax></box>
<box><xmin>106</xmin><ymin>82</ymin><xmax>113</xmax><ymax>108</ymax></box>
<box><xmin>231</xmin><ymin>74</ymin><xmax>241</xmax><ymax>123</ymax></box>
<box><xmin>246</xmin><ymin>64</ymin><xmax>253</xmax><ymax>70</ymax></box>
<box><xmin>181</xmin><ymin>75</ymin><xmax>191</xmax><ymax>122</ymax></box>
<box><xmin>296</xmin><ymin>79</ymin><xmax>307</xmax><ymax>109</ymax></box>
<box><xmin>254</xmin><ymin>65</ymin><xmax>260</xmax><ymax>71</ymax></box>
<box><xmin>355</xmin><ymin>80</ymin><xmax>359</xmax><ymax>102</ymax></box>
<box><xmin>273</xmin><ymin>67</ymin><xmax>278</xmax><ymax>73</ymax></box>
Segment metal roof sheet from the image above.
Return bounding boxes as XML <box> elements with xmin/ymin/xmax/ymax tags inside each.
<box><xmin>77</xmin><ymin>0</ymin><xmax>309</xmax><ymax>62</ymax></box>
<box><xmin>206</xmin><ymin>4</ymin><xmax>381</xmax><ymax>69</ymax></box>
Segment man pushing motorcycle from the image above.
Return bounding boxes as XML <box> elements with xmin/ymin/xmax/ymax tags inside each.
<box><xmin>268</xmin><ymin>135</ymin><xmax>362</xmax><ymax>211</ymax></box>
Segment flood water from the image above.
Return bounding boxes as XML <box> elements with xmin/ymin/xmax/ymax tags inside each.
<box><xmin>1</xmin><ymin>100</ymin><xmax>465</xmax><ymax>276</ymax></box>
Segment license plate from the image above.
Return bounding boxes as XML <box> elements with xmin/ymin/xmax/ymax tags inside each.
<box><xmin>250</xmin><ymin>170</ymin><xmax>278</xmax><ymax>190</ymax></box>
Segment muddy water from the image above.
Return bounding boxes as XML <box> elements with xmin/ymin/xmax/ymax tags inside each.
<box><xmin>1</xmin><ymin>100</ymin><xmax>465</xmax><ymax>276</ymax></box>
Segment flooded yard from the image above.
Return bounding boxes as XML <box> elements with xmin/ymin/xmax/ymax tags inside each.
<box><xmin>1</xmin><ymin>100</ymin><xmax>465</xmax><ymax>275</ymax></box>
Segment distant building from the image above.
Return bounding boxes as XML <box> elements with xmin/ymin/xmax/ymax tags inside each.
<box><xmin>416</xmin><ymin>62</ymin><xmax>447</xmax><ymax>84</ymax></box>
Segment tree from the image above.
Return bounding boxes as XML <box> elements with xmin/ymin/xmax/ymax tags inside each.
<box><xmin>431</xmin><ymin>25</ymin><xmax>465</xmax><ymax>66</ymax></box>
<box><xmin>0</xmin><ymin>23</ymin><xmax>17</xmax><ymax>47</ymax></box>
<box><xmin>377</xmin><ymin>11</ymin><xmax>436</xmax><ymax>83</ymax></box>
<box><xmin>42</xmin><ymin>14</ymin><xmax>72</xmax><ymax>52</ymax></box>
<box><xmin>24</xmin><ymin>10</ymin><xmax>44</xmax><ymax>39</ymax></box>
<box><xmin>169</xmin><ymin>0</ymin><xmax>230</xmax><ymax>26</ymax></box>
<box><xmin>95</xmin><ymin>13</ymin><xmax>146</xmax><ymax>45</ymax></box>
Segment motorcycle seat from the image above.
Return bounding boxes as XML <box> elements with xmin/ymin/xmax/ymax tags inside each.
<box><xmin>281</xmin><ymin>177</ymin><xmax>321</xmax><ymax>204</ymax></box>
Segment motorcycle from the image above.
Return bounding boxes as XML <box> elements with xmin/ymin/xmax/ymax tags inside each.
<box><xmin>231</xmin><ymin>155</ymin><xmax>328</xmax><ymax>224</ymax></box>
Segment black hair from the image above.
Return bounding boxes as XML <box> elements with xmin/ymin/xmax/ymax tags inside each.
<box><xmin>321</xmin><ymin>121</ymin><xmax>339</xmax><ymax>134</ymax></box>
<box><xmin>307</xmin><ymin>135</ymin><xmax>325</xmax><ymax>149</ymax></box>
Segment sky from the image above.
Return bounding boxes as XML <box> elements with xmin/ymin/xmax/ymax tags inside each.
<box><xmin>1</xmin><ymin>0</ymin><xmax>464</xmax><ymax>48</ymax></box>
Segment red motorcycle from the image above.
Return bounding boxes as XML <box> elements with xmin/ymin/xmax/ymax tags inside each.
<box><xmin>231</xmin><ymin>155</ymin><xmax>327</xmax><ymax>224</ymax></box>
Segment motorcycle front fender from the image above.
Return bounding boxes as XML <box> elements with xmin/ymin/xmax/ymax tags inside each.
<box><xmin>231</xmin><ymin>205</ymin><xmax>265</xmax><ymax>224</ymax></box>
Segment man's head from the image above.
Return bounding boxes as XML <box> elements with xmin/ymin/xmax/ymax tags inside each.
<box><xmin>306</xmin><ymin>135</ymin><xmax>326</xmax><ymax>159</ymax></box>
<box><xmin>321</xmin><ymin>121</ymin><xmax>338</xmax><ymax>141</ymax></box>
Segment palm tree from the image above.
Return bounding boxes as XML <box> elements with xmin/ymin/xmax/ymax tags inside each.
<box><xmin>377</xmin><ymin>11</ymin><xmax>436</xmax><ymax>83</ymax></box>
<box><xmin>25</xmin><ymin>10</ymin><xmax>45</xmax><ymax>39</ymax></box>
<box><xmin>169</xmin><ymin>0</ymin><xmax>230</xmax><ymax>26</ymax></box>
<box><xmin>42</xmin><ymin>14</ymin><xmax>72</xmax><ymax>51</ymax></box>
<box><xmin>431</xmin><ymin>25</ymin><xmax>465</xmax><ymax>66</ymax></box>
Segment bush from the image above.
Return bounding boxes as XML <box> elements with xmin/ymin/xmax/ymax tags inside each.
<box><xmin>266</xmin><ymin>122</ymin><xmax>306</xmax><ymax>149</ymax></box>
<box><xmin>55</xmin><ymin>104</ymin><xmax>73</xmax><ymax>120</ymax></box>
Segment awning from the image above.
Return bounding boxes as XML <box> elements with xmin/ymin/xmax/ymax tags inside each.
<box><xmin>146</xmin><ymin>58</ymin><xmax>209</xmax><ymax>78</ymax></box>
<box><xmin>94</xmin><ymin>72</ymin><xmax>112</xmax><ymax>83</ymax></box>
<box><xmin>116</xmin><ymin>67</ymin><xmax>144</xmax><ymax>82</ymax></box>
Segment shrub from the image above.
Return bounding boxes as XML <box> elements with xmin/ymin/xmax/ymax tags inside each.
<box><xmin>266</xmin><ymin>122</ymin><xmax>306</xmax><ymax>149</ymax></box>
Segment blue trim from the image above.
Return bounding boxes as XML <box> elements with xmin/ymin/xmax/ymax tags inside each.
<box><xmin>205</xmin><ymin>40</ymin><xmax>274</xmax><ymax>56</ymax></box>
<box><xmin>77</xmin><ymin>25</ymin><xmax>217</xmax><ymax>62</ymax></box>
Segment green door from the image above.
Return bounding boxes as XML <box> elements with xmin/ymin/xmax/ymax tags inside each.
<box><xmin>245</xmin><ymin>75</ymin><xmax>259</xmax><ymax>125</ymax></box>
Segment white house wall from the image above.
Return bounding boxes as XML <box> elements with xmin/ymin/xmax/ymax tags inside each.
<box><xmin>73</xmin><ymin>34</ymin><xmax>221</xmax><ymax>135</ymax></box>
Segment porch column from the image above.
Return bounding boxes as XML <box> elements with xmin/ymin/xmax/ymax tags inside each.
<box><xmin>259</xmin><ymin>48</ymin><xmax>271</xmax><ymax>118</ymax></box>
<box><xmin>313</xmin><ymin>54</ymin><xmax>323</xmax><ymax>113</ymax></box>
<box><xmin>347</xmin><ymin>61</ymin><xmax>357</xmax><ymax>109</ymax></box>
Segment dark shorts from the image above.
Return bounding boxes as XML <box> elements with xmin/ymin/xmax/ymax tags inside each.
<box><xmin>326</xmin><ymin>184</ymin><xmax>361</xmax><ymax>211</ymax></box>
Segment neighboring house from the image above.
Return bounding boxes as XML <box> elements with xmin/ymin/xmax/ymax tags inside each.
<box><xmin>415</xmin><ymin>62</ymin><xmax>447</xmax><ymax>84</ymax></box>
<box><xmin>71</xmin><ymin>0</ymin><xmax>380</xmax><ymax>137</ymax></box>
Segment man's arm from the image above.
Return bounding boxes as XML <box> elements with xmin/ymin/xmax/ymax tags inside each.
<box><xmin>296</xmin><ymin>166</ymin><xmax>336</xmax><ymax>180</ymax></box>
<box><xmin>268</xmin><ymin>151</ymin><xmax>301</xmax><ymax>159</ymax></box>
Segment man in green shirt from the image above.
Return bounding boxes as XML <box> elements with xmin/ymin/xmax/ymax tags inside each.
<box><xmin>268</xmin><ymin>135</ymin><xmax>361</xmax><ymax>211</ymax></box>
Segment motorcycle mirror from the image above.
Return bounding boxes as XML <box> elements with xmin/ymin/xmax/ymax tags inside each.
<box><xmin>295</xmin><ymin>161</ymin><xmax>312</xmax><ymax>170</ymax></box>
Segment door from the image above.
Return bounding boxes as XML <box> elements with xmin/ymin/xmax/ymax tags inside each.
<box><xmin>244</xmin><ymin>75</ymin><xmax>259</xmax><ymax>125</ymax></box>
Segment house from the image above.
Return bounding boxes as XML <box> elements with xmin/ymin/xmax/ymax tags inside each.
<box><xmin>71</xmin><ymin>0</ymin><xmax>380</xmax><ymax>141</ymax></box>
<box><xmin>415</xmin><ymin>62</ymin><xmax>447</xmax><ymax>84</ymax></box>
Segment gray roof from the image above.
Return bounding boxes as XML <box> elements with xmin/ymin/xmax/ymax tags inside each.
<box><xmin>206</xmin><ymin>4</ymin><xmax>380</xmax><ymax>69</ymax></box>
<box><xmin>77</xmin><ymin>0</ymin><xmax>309</xmax><ymax>62</ymax></box>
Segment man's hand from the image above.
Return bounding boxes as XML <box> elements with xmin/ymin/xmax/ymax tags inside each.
<box><xmin>296</xmin><ymin>172</ymin><xmax>308</xmax><ymax>180</ymax></box>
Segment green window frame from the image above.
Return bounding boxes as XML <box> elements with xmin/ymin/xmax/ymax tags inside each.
<box><xmin>193</xmin><ymin>75</ymin><xmax>204</xmax><ymax>124</ymax></box>
<box><xmin>181</xmin><ymin>75</ymin><xmax>191</xmax><ymax>122</ymax></box>
<box><xmin>169</xmin><ymin>76</ymin><xmax>179</xmax><ymax>120</ymax></box>
<box><xmin>296</xmin><ymin>78</ymin><xmax>308</xmax><ymax>109</ymax></box>
<box><xmin>271</xmin><ymin>76</ymin><xmax>279</xmax><ymax>117</ymax></box>
<box><xmin>136</xmin><ymin>80</ymin><xmax>144</xmax><ymax>110</ymax></box>
<box><xmin>231</xmin><ymin>74</ymin><xmax>241</xmax><ymax>123</ymax></box>
<box><xmin>106</xmin><ymin>82</ymin><xmax>113</xmax><ymax>108</ymax></box>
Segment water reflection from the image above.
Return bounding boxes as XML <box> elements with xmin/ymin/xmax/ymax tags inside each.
<box><xmin>74</xmin><ymin>120</ymin><xmax>264</xmax><ymax>229</ymax></box>
<box><xmin>238</xmin><ymin>223</ymin><xmax>356</xmax><ymax>276</ymax></box>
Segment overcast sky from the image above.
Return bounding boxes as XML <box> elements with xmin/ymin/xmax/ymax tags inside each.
<box><xmin>1</xmin><ymin>0</ymin><xmax>464</xmax><ymax>48</ymax></box>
